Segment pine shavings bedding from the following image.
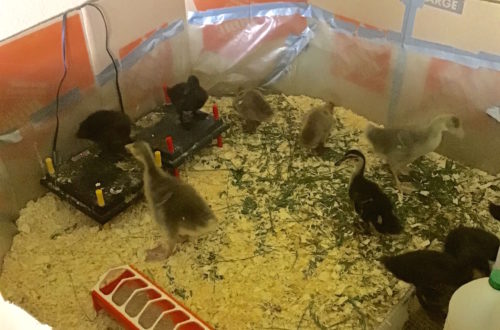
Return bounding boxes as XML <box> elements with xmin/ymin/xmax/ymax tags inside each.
<box><xmin>0</xmin><ymin>94</ymin><xmax>499</xmax><ymax>330</ymax></box>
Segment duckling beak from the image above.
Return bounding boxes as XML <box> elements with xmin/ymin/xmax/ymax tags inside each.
<box><xmin>124</xmin><ymin>143</ymin><xmax>134</xmax><ymax>153</ymax></box>
<box><xmin>335</xmin><ymin>155</ymin><xmax>351</xmax><ymax>166</ymax></box>
<box><xmin>454</xmin><ymin>126</ymin><xmax>465</xmax><ymax>139</ymax></box>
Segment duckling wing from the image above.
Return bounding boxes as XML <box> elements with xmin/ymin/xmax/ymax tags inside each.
<box><xmin>192</xmin><ymin>87</ymin><xmax>208</xmax><ymax>110</ymax></box>
<box><xmin>382</xmin><ymin>250</ymin><xmax>471</xmax><ymax>287</ymax></box>
<box><xmin>234</xmin><ymin>90</ymin><xmax>272</xmax><ymax>122</ymax></box>
<box><xmin>366</xmin><ymin>125</ymin><xmax>430</xmax><ymax>162</ymax></box>
<box><xmin>416</xmin><ymin>284</ymin><xmax>456</xmax><ymax>321</ymax></box>
<box><xmin>167</xmin><ymin>83</ymin><xmax>187</xmax><ymax>106</ymax></box>
<box><xmin>444</xmin><ymin>227</ymin><xmax>499</xmax><ymax>275</ymax></box>
<box><xmin>350</xmin><ymin>177</ymin><xmax>389</xmax><ymax>210</ymax></box>
<box><xmin>161</xmin><ymin>183</ymin><xmax>215</xmax><ymax>231</ymax></box>
<box><xmin>490</xmin><ymin>202</ymin><xmax>500</xmax><ymax>221</ymax></box>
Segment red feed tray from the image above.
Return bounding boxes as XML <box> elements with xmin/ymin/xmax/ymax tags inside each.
<box><xmin>91</xmin><ymin>265</ymin><xmax>213</xmax><ymax>330</ymax></box>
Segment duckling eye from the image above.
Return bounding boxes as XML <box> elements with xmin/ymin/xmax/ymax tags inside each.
<box><xmin>451</xmin><ymin>117</ymin><xmax>459</xmax><ymax>128</ymax></box>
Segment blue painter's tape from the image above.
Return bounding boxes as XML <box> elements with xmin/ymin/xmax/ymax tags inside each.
<box><xmin>309</xmin><ymin>5</ymin><xmax>337</xmax><ymax>29</ymax></box>
<box><xmin>95</xmin><ymin>61</ymin><xmax>122</xmax><ymax>87</ymax></box>
<box><xmin>263</xmin><ymin>22</ymin><xmax>316</xmax><ymax>86</ymax></box>
<box><xmin>406</xmin><ymin>38</ymin><xmax>500</xmax><ymax>71</ymax></box>
<box><xmin>121</xmin><ymin>20</ymin><xmax>184</xmax><ymax>71</ymax></box>
<box><xmin>187</xmin><ymin>2</ymin><xmax>311</xmax><ymax>25</ymax></box>
<box><xmin>188</xmin><ymin>2</ymin><xmax>401</xmax><ymax>43</ymax></box>
<box><xmin>95</xmin><ymin>19</ymin><xmax>185</xmax><ymax>86</ymax></box>
<box><xmin>334</xmin><ymin>19</ymin><xmax>357</xmax><ymax>34</ymax></box>
<box><xmin>387</xmin><ymin>31</ymin><xmax>402</xmax><ymax>43</ymax></box>
<box><xmin>30</xmin><ymin>88</ymin><xmax>81</xmax><ymax>125</ymax></box>
<box><xmin>358</xmin><ymin>26</ymin><xmax>386</xmax><ymax>40</ymax></box>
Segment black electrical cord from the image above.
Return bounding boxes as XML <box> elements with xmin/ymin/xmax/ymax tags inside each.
<box><xmin>51</xmin><ymin>13</ymin><xmax>68</xmax><ymax>165</ymax></box>
<box><xmin>51</xmin><ymin>2</ymin><xmax>125</xmax><ymax>165</ymax></box>
<box><xmin>87</xmin><ymin>3</ymin><xmax>125</xmax><ymax>114</ymax></box>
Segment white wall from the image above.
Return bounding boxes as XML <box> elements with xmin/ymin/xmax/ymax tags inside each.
<box><xmin>0</xmin><ymin>0</ymin><xmax>86</xmax><ymax>41</ymax></box>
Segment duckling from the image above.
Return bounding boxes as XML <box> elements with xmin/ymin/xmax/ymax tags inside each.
<box><xmin>444</xmin><ymin>226</ymin><xmax>500</xmax><ymax>277</ymax></box>
<box><xmin>365</xmin><ymin>114</ymin><xmax>464</xmax><ymax>191</ymax></box>
<box><xmin>335</xmin><ymin>149</ymin><xmax>402</xmax><ymax>234</ymax></box>
<box><xmin>382</xmin><ymin>250</ymin><xmax>473</xmax><ymax>321</ymax></box>
<box><xmin>125</xmin><ymin>141</ymin><xmax>217</xmax><ymax>260</ymax></box>
<box><xmin>76</xmin><ymin>110</ymin><xmax>132</xmax><ymax>155</ymax></box>
<box><xmin>489</xmin><ymin>202</ymin><xmax>500</xmax><ymax>221</ymax></box>
<box><xmin>167</xmin><ymin>75</ymin><xmax>208</xmax><ymax>128</ymax></box>
<box><xmin>232</xmin><ymin>88</ymin><xmax>273</xmax><ymax>133</ymax></box>
<box><xmin>301</xmin><ymin>102</ymin><xmax>335</xmax><ymax>154</ymax></box>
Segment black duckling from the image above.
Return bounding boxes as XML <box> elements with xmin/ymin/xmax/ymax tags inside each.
<box><xmin>167</xmin><ymin>75</ymin><xmax>208</xmax><ymax>128</ymax></box>
<box><xmin>444</xmin><ymin>226</ymin><xmax>500</xmax><ymax>277</ymax></box>
<box><xmin>365</xmin><ymin>114</ymin><xmax>464</xmax><ymax>192</ymax></box>
<box><xmin>301</xmin><ymin>102</ymin><xmax>335</xmax><ymax>154</ymax></box>
<box><xmin>382</xmin><ymin>250</ymin><xmax>473</xmax><ymax>321</ymax></box>
<box><xmin>489</xmin><ymin>202</ymin><xmax>500</xmax><ymax>221</ymax></box>
<box><xmin>232</xmin><ymin>87</ymin><xmax>273</xmax><ymax>133</ymax></box>
<box><xmin>126</xmin><ymin>141</ymin><xmax>217</xmax><ymax>260</ymax></box>
<box><xmin>76</xmin><ymin>110</ymin><xmax>132</xmax><ymax>155</ymax></box>
<box><xmin>335</xmin><ymin>149</ymin><xmax>402</xmax><ymax>234</ymax></box>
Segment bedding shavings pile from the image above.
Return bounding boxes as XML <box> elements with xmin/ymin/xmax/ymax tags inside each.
<box><xmin>0</xmin><ymin>94</ymin><xmax>499</xmax><ymax>330</ymax></box>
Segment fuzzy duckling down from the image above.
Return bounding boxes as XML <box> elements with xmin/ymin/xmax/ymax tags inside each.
<box><xmin>489</xmin><ymin>202</ymin><xmax>500</xmax><ymax>221</ymax></box>
<box><xmin>301</xmin><ymin>102</ymin><xmax>335</xmax><ymax>154</ymax></box>
<box><xmin>76</xmin><ymin>110</ymin><xmax>133</xmax><ymax>155</ymax></box>
<box><xmin>232</xmin><ymin>88</ymin><xmax>274</xmax><ymax>133</ymax></box>
<box><xmin>126</xmin><ymin>141</ymin><xmax>217</xmax><ymax>260</ymax></box>
<box><xmin>365</xmin><ymin>114</ymin><xmax>464</xmax><ymax>191</ymax></box>
<box><xmin>382</xmin><ymin>250</ymin><xmax>473</xmax><ymax>321</ymax></box>
<box><xmin>167</xmin><ymin>75</ymin><xmax>209</xmax><ymax>128</ymax></box>
<box><xmin>335</xmin><ymin>149</ymin><xmax>402</xmax><ymax>234</ymax></box>
<box><xmin>444</xmin><ymin>226</ymin><xmax>500</xmax><ymax>277</ymax></box>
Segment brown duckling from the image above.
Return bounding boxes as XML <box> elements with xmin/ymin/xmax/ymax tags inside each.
<box><xmin>232</xmin><ymin>88</ymin><xmax>274</xmax><ymax>133</ymax></box>
<box><xmin>126</xmin><ymin>141</ymin><xmax>217</xmax><ymax>260</ymax></box>
<box><xmin>301</xmin><ymin>102</ymin><xmax>335</xmax><ymax>154</ymax></box>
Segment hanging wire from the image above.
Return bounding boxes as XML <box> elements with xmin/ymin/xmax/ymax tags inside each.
<box><xmin>51</xmin><ymin>13</ymin><xmax>68</xmax><ymax>165</ymax></box>
<box><xmin>50</xmin><ymin>2</ymin><xmax>125</xmax><ymax>165</ymax></box>
<box><xmin>87</xmin><ymin>3</ymin><xmax>125</xmax><ymax>114</ymax></box>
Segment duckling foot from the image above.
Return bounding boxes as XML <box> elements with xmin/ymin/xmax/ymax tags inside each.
<box><xmin>145</xmin><ymin>245</ymin><xmax>171</xmax><ymax>262</ymax></box>
<box><xmin>242</xmin><ymin>120</ymin><xmax>260</xmax><ymax>133</ymax></box>
<box><xmin>356</xmin><ymin>221</ymin><xmax>371</xmax><ymax>235</ymax></box>
<box><xmin>399</xmin><ymin>182</ymin><xmax>416</xmax><ymax>193</ymax></box>
<box><xmin>399</xmin><ymin>166</ymin><xmax>411</xmax><ymax>176</ymax></box>
<box><xmin>314</xmin><ymin>143</ymin><xmax>328</xmax><ymax>156</ymax></box>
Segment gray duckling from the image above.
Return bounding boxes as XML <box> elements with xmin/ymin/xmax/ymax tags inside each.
<box><xmin>300</xmin><ymin>102</ymin><xmax>335</xmax><ymax>154</ymax></box>
<box><xmin>126</xmin><ymin>141</ymin><xmax>217</xmax><ymax>260</ymax></box>
<box><xmin>365</xmin><ymin>114</ymin><xmax>464</xmax><ymax>191</ymax></box>
<box><xmin>232</xmin><ymin>88</ymin><xmax>274</xmax><ymax>133</ymax></box>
